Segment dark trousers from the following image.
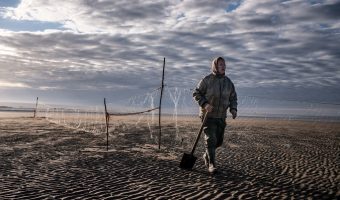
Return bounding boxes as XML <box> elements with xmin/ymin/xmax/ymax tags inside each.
<box><xmin>203</xmin><ymin>118</ymin><xmax>226</xmax><ymax>166</ymax></box>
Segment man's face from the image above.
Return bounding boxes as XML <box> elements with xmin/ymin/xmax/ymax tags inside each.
<box><xmin>217</xmin><ymin>59</ymin><xmax>226</xmax><ymax>74</ymax></box>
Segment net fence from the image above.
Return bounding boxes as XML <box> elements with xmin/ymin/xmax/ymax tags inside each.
<box><xmin>36</xmin><ymin>86</ymin><xmax>340</xmax><ymax>152</ymax></box>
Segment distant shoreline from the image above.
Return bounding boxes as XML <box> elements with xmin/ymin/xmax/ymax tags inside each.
<box><xmin>0</xmin><ymin>108</ymin><xmax>35</xmax><ymax>112</ymax></box>
<box><xmin>1</xmin><ymin>110</ymin><xmax>339</xmax><ymax>122</ymax></box>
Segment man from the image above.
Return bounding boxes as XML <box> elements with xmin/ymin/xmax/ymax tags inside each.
<box><xmin>193</xmin><ymin>56</ymin><xmax>238</xmax><ymax>173</ymax></box>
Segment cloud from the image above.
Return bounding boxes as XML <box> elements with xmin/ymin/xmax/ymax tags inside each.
<box><xmin>0</xmin><ymin>0</ymin><xmax>339</xmax><ymax>105</ymax></box>
<box><xmin>0</xmin><ymin>81</ymin><xmax>30</xmax><ymax>88</ymax></box>
<box><xmin>2</xmin><ymin>0</ymin><xmax>172</xmax><ymax>33</ymax></box>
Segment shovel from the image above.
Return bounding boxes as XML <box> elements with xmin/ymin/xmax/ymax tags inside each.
<box><xmin>179</xmin><ymin>97</ymin><xmax>214</xmax><ymax>170</ymax></box>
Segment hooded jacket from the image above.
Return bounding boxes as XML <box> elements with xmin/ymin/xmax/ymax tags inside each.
<box><xmin>193</xmin><ymin>57</ymin><xmax>238</xmax><ymax>118</ymax></box>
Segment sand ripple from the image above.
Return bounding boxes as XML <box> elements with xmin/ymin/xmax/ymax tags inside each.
<box><xmin>0</xmin><ymin>117</ymin><xmax>339</xmax><ymax>199</ymax></box>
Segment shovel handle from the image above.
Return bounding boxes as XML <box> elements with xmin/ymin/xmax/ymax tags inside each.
<box><xmin>190</xmin><ymin>96</ymin><xmax>215</xmax><ymax>155</ymax></box>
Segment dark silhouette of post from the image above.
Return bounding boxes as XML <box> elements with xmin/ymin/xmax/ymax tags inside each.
<box><xmin>104</xmin><ymin>98</ymin><xmax>109</xmax><ymax>151</ymax></box>
<box><xmin>33</xmin><ymin>97</ymin><xmax>39</xmax><ymax>118</ymax></box>
<box><xmin>158</xmin><ymin>58</ymin><xmax>165</xmax><ymax>150</ymax></box>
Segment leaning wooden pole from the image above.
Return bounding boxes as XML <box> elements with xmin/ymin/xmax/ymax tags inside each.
<box><xmin>104</xmin><ymin>98</ymin><xmax>109</xmax><ymax>151</ymax></box>
<box><xmin>33</xmin><ymin>97</ymin><xmax>39</xmax><ymax>118</ymax></box>
<box><xmin>158</xmin><ymin>58</ymin><xmax>166</xmax><ymax>150</ymax></box>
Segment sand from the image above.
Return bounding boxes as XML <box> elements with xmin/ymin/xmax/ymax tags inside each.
<box><xmin>0</xmin><ymin>117</ymin><xmax>339</xmax><ymax>199</ymax></box>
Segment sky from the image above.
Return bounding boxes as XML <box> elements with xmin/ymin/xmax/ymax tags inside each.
<box><xmin>0</xmin><ymin>0</ymin><xmax>339</xmax><ymax>110</ymax></box>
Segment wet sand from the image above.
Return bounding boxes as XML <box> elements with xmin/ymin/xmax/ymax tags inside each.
<box><xmin>0</xmin><ymin>117</ymin><xmax>339</xmax><ymax>199</ymax></box>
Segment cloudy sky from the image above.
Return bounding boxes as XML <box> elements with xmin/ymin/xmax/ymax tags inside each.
<box><xmin>0</xmin><ymin>0</ymin><xmax>339</xmax><ymax>108</ymax></box>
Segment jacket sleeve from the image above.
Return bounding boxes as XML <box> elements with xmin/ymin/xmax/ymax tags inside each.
<box><xmin>193</xmin><ymin>78</ymin><xmax>208</xmax><ymax>107</ymax></box>
<box><xmin>229</xmin><ymin>81</ymin><xmax>238</xmax><ymax>112</ymax></box>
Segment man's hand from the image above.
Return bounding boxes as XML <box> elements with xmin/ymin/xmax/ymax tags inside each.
<box><xmin>204</xmin><ymin>103</ymin><xmax>213</xmax><ymax>112</ymax></box>
<box><xmin>230</xmin><ymin>109</ymin><xmax>237</xmax><ymax>119</ymax></box>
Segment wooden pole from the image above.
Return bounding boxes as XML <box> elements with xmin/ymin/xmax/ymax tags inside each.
<box><xmin>104</xmin><ymin>98</ymin><xmax>109</xmax><ymax>151</ymax></box>
<box><xmin>158</xmin><ymin>58</ymin><xmax>166</xmax><ymax>150</ymax></box>
<box><xmin>33</xmin><ymin>97</ymin><xmax>39</xmax><ymax>118</ymax></box>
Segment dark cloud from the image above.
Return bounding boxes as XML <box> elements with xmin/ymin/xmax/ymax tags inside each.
<box><xmin>78</xmin><ymin>0</ymin><xmax>171</xmax><ymax>33</ymax></box>
<box><xmin>310</xmin><ymin>1</ymin><xmax>340</xmax><ymax>19</ymax></box>
<box><xmin>0</xmin><ymin>0</ymin><xmax>339</xmax><ymax>106</ymax></box>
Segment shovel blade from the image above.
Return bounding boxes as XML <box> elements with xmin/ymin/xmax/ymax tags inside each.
<box><xmin>179</xmin><ymin>153</ymin><xmax>197</xmax><ymax>170</ymax></box>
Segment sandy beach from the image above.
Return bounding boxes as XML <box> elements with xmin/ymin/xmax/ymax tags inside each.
<box><xmin>0</xmin><ymin>117</ymin><xmax>339</xmax><ymax>199</ymax></box>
